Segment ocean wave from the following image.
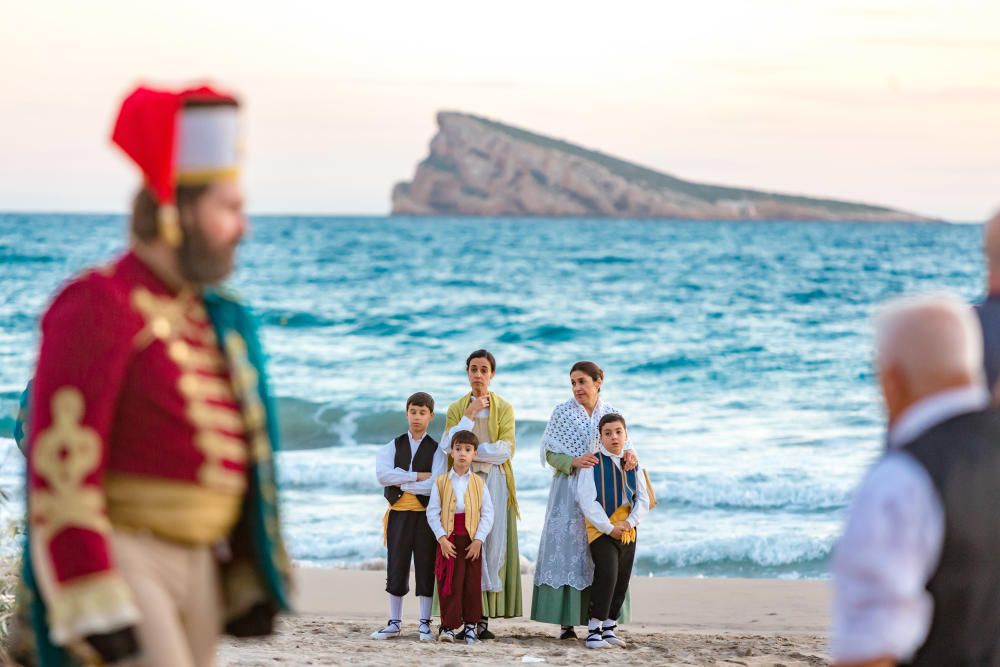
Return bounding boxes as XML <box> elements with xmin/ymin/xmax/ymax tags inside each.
<box><xmin>0</xmin><ymin>252</ymin><xmax>59</xmax><ymax>264</ymax></box>
<box><xmin>258</xmin><ymin>310</ymin><xmax>348</xmax><ymax>328</ymax></box>
<box><xmin>656</xmin><ymin>474</ymin><xmax>849</xmax><ymax>512</ymax></box>
<box><xmin>638</xmin><ymin>533</ymin><xmax>834</xmax><ymax>576</ymax></box>
<box><xmin>279</xmin><ymin>451</ymin><xmax>375</xmax><ymax>491</ymax></box>
<box><xmin>576</xmin><ymin>255</ymin><xmax>638</xmax><ymax>265</ymax></box>
<box><xmin>275</xmin><ymin>396</ymin><xmax>549</xmax><ymax>452</ymax></box>
<box><xmin>628</xmin><ymin>355</ymin><xmax>709</xmax><ymax>373</ymax></box>
<box><xmin>498</xmin><ymin>324</ymin><xmax>579</xmax><ymax>344</ymax></box>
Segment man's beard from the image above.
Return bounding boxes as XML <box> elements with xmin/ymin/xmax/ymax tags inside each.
<box><xmin>177</xmin><ymin>221</ymin><xmax>238</xmax><ymax>285</ymax></box>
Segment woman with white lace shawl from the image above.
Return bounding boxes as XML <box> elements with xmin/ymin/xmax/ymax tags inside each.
<box><xmin>437</xmin><ymin>349</ymin><xmax>521</xmax><ymax>639</ymax></box>
<box><xmin>530</xmin><ymin>361</ymin><xmax>637</xmax><ymax>639</ymax></box>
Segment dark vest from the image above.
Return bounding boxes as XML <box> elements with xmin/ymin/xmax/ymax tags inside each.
<box><xmin>902</xmin><ymin>409</ymin><xmax>1000</xmax><ymax>667</ymax></box>
<box><xmin>384</xmin><ymin>433</ymin><xmax>438</xmax><ymax>507</ymax></box>
<box><xmin>592</xmin><ymin>452</ymin><xmax>637</xmax><ymax>517</ymax></box>
<box><xmin>976</xmin><ymin>297</ymin><xmax>1000</xmax><ymax>394</ymax></box>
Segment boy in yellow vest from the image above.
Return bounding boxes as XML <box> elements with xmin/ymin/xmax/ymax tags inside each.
<box><xmin>575</xmin><ymin>413</ymin><xmax>650</xmax><ymax>649</ymax></box>
<box><xmin>426</xmin><ymin>430</ymin><xmax>495</xmax><ymax>644</ymax></box>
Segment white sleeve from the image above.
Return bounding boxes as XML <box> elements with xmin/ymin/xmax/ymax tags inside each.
<box><xmin>376</xmin><ymin>440</ymin><xmax>417</xmax><ymax>487</ymax></box>
<box><xmin>575</xmin><ymin>467</ymin><xmax>614</xmax><ymax>535</ymax></box>
<box><xmin>400</xmin><ymin>445</ymin><xmax>448</xmax><ymax>496</ymax></box>
<box><xmin>425</xmin><ymin>480</ymin><xmax>446</xmax><ymax>541</ymax></box>
<box><xmin>829</xmin><ymin>452</ymin><xmax>944</xmax><ymax>664</ymax></box>
<box><xmin>474</xmin><ymin>485</ymin><xmax>494</xmax><ymax>542</ymax></box>
<box><xmin>474</xmin><ymin>440</ymin><xmax>511</xmax><ymax>465</ymax></box>
<box><xmin>439</xmin><ymin>417</ymin><xmax>475</xmax><ymax>454</ymax></box>
<box><xmin>626</xmin><ymin>466</ymin><xmax>650</xmax><ymax>528</ymax></box>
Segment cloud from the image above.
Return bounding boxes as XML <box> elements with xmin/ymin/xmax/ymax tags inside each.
<box><xmin>855</xmin><ymin>36</ymin><xmax>1000</xmax><ymax>49</ymax></box>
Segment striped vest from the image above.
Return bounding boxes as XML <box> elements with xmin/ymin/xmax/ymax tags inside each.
<box><xmin>593</xmin><ymin>452</ymin><xmax>637</xmax><ymax>517</ymax></box>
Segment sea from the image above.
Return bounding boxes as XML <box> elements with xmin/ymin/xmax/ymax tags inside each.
<box><xmin>0</xmin><ymin>213</ymin><xmax>984</xmax><ymax>579</ymax></box>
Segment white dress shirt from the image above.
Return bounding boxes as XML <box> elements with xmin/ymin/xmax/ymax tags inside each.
<box><xmin>439</xmin><ymin>415</ymin><xmax>512</xmax><ymax>465</ymax></box>
<box><xmin>830</xmin><ymin>384</ymin><xmax>990</xmax><ymax>663</ymax></box>
<box><xmin>375</xmin><ymin>431</ymin><xmax>447</xmax><ymax>497</ymax></box>
<box><xmin>574</xmin><ymin>445</ymin><xmax>650</xmax><ymax>535</ymax></box>
<box><xmin>426</xmin><ymin>468</ymin><xmax>495</xmax><ymax>543</ymax></box>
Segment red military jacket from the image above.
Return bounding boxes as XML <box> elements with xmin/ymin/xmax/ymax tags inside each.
<box><xmin>28</xmin><ymin>250</ymin><xmax>251</xmax><ymax>644</ymax></box>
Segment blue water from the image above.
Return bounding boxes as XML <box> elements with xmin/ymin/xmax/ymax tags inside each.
<box><xmin>0</xmin><ymin>213</ymin><xmax>984</xmax><ymax>578</ymax></box>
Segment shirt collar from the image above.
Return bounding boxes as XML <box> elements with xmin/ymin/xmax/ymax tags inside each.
<box><xmin>598</xmin><ymin>444</ymin><xmax>624</xmax><ymax>459</ymax></box>
<box><xmin>408</xmin><ymin>431</ymin><xmax>425</xmax><ymax>447</ymax></box>
<box><xmin>888</xmin><ymin>384</ymin><xmax>990</xmax><ymax>449</ymax></box>
<box><xmin>449</xmin><ymin>468</ymin><xmax>471</xmax><ymax>481</ymax></box>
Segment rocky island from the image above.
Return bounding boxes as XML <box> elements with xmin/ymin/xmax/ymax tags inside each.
<box><xmin>392</xmin><ymin>112</ymin><xmax>930</xmax><ymax>221</ymax></box>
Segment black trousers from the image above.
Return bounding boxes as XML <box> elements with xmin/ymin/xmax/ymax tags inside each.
<box><xmin>588</xmin><ymin>534</ymin><xmax>637</xmax><ymax>622</ymax></box>
<box><xmin>386</xmin><ymin>510</ymin><xmax>437</xmax><ymax>597</ymax></box>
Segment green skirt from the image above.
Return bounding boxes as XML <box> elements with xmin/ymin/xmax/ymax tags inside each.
<box><xmin>433</xmin><ymin>502</ymin><xmax>523</xmax><ymax>618</ymax></box>
<box><xmin>530</xmin><ymin>583</ymin><xmax>631</xmax><ymax>627</ymax></box>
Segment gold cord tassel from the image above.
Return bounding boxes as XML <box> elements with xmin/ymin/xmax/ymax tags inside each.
<box><xmin>158</xmin><ymin>204</ymin><xmax>183</xmax><ymax>247</ymax></box>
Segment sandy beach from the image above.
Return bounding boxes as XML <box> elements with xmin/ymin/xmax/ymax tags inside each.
<box><xmin>218</xmin><ymin>568</ymin><xmax>830</xmax><ymax>666</ymax></box>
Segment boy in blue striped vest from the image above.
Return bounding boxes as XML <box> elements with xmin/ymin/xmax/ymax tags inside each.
<box><xmin>574</xmin><ymin>413</ymin><xmax>651</xmax><ymax>649</ymax></box>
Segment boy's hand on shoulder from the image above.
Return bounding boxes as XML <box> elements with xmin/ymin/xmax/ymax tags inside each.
<box><xmin>465</xmin><ymin>539</ymin><xmax>483</xmax><ymax>561</ymax></box>
<box><xmin>572</xmin><ymin>453</ymin><xmax>598</xmax><ymax>469</ymax></box>
<box><xmin>439</xmin><ymin>537</ymin><xmax>457</xmax><ymax>559</ymax></box>
<box><xmin>622</xmin><ymin>450</ymin><xmax>638</xmax><ymax>471</ymax></box>
<box><xmin>416</xmin><ymin>472</ymin><xmax>432</xmax><ymax>481</ymax></box>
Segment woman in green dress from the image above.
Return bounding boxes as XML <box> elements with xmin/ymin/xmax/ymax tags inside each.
<box><xmin>438</xmin><ymin>349</ymin><xmax>520</xmax><ymax>638</ymax></box>
<box><xmin>530</xmin><ymin>361</ymin><xmax>636</xmax><ymax>638</ymax></box>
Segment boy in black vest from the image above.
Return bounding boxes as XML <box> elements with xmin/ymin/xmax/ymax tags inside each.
<box><xmin>371</xmin><ymin>392</ymin><xmax>446</xmax><ymax>641</ymax></box>
<box><xmin>575</xmin><ymin>413</ymin><xmax>651</xmax><ymax>649</ymax></box>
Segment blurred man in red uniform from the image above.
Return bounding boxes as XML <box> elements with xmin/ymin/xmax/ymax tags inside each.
<box><xmin>17</xmin><ymin>84</ymin><xmax>290</xmax><ymax>667</ymax></box>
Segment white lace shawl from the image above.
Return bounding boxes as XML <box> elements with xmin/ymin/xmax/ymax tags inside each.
<box><xmin>538</xmin><ymin>397</ymin><xmax>619</xmax><ymax>466</ymax></box>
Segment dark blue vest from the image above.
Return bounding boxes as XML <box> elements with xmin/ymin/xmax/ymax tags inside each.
<box><xmin>592</xmin><ymin>452</ymin><xmax>637</xmax><ymax>517</ymax></box>
<box><xmin>975</xmin><ymin>296</ymin><xmax>1000</xmax><ymax>392</ymax></box>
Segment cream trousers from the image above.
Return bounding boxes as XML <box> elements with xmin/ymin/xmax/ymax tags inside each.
<box><xmin>111</xmin><ymin>530</ymin><xmax>222</xmax><ymax>667</ymax></box>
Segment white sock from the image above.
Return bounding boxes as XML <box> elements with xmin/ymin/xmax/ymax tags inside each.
<box><xmin>418</xmin><ymin>596</ymin><xmax>432</xmax><ymax>621</ymax></box>
<box><xmin>602</xmin><ymin>619</ymin><xmax>615</xmax><ymax>629</ymax></box>
<box><xmin>389</xmin><ymin>594</ymin><xmax>404</xmax><ymax>623</ymax></box>
<box><xmin>588</xmin><ymin>618</ymin><xmax>602</xmax><ymax>632</ymax></box>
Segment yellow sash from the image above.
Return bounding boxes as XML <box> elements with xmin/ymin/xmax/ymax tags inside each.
<box><xmin>585</xmin><ymin>505</ymin><xmax>637</xmax><ymax>544</ymax></box>
<box><xmin>436</xmin><ymin>472</ymin><xmax>484</xmax><ymax>539</ymax></box>
<box><xmin>382</xmin><ymin>492</ymin><xmax>426</xmax><ymax>545</ymax></box>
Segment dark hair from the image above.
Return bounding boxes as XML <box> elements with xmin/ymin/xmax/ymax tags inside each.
<box><xmin>598</xmin><ymin>413</ymin><xmax>626</xmax><ymax>432</ymax></box>
<box><xmin>451</xmin><ymin>429</ymin><xmax>480</xmax><ymax>450</ymax></box>
<box><xmin>131</xmin><ymin>185</ymin><xmax>210</xmax><ymax>242</ymax></box>
<box><xmin>570</xmin><ymin>361</ymin><xmax>604</xmax><ymax>383</ymax></box>
<box><xmin>466</xmin><ymin>349</ymin><xmax>496</xmax><ymax>373</ymax></box>
<box><xmin>406</xmin><ymin>392</ymin><xmax>434</xmax><ymax>413</ymax></box>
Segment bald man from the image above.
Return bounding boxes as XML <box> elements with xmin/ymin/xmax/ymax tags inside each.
<box><xmin>830</xmin><ymin>294</ymin><xmax>1000</xmax><ymax>667</ymax></box>
<box><xmin>975</xmin><ymin>211</ymin><xmax>1000</xmax><ymax>393</ymax></box>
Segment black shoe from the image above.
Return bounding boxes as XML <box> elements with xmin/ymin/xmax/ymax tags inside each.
<box><xmin>476</xmin><ymin>620</ymin><xmax>495</xmax><ymax>640</ymax></box>
<box><xmin>559</xmin><ymin>625</ymin><xmax>578</xmax><ymax>640</ymax></box>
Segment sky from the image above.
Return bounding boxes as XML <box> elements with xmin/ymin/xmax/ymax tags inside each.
<box><xmin>0</xmin><ymin>0</ymin><xmax>997</xmax><ymax>220</ymax></box>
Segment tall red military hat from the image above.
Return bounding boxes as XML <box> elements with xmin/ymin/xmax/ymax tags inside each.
<box><xmin>111</xmin><ymin>84</ymin><xmax>241</xmax><ymax>245</ymax></box>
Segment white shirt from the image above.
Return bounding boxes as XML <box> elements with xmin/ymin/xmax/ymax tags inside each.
<box><xmin>830</xmin><ymin>384</ymin><xmax>990</xmax><ymax>663</ymax></box>
<box><xmin>426</xmin><ymin>468</ymin><xmax>495</xmax><ymax>543</ymax></box>
<box><xmin>375</xmin><ymin>431</ymin><xmax>447</xmax><ymax>497</ymax></box>
<box><xmin>439</xmin><ymin>416</ymin><xmax>511</xmax><ymax>465</ymax></box>
<box><xmin>574</xmin><ymin>445</ymin><xmax>650</xmax><ymax>535</ymax></box>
